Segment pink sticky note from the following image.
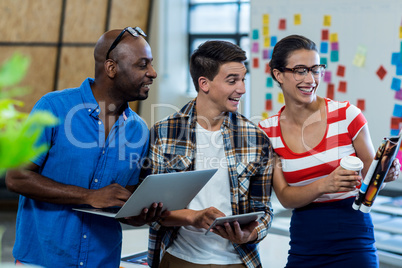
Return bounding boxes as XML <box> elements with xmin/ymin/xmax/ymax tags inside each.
<box><xmin>252</xmin><ymin>42</ymin><xmax>259</xmax><ymax>53</ymax></box>
<box><xmin>395</xmin><ymin>90</ymin><xmax>402</xmax><ymax>101</ymax></box>
<box><xmin>331</xmin><ymin>42</ymin><xmax>339</xmax><ymax>51</ymax></box>
<box><xmin>323</xmin><ymin>71</ymin><xmax>332</xmax><ymax>83</ymax></box>
<box><xmin>397</xmin><ymin>150</ymin><xmax>402</xmax><ymax>170</ymax></box>
<box><xmin>263</xmin><ymin>49</ymin><xmax>269</xmax><ymax>59</ymax></box>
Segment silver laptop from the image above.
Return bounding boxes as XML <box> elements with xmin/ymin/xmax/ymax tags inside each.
<box><xmin>73</xmin><ymin>169</ymin><xmax>217</xmax><ymax>218</ymax></box>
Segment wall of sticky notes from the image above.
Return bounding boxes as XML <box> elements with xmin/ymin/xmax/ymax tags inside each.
<box><xmin>249</xmin><ymin>0</ymin><xmax>402</xmax><ymax>146</ymax></box>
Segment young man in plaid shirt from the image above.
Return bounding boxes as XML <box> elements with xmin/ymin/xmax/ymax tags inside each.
<box><xmin>145</xmin><ymin>40</ymin><xmax>274</xmax><ymax>268</ymax></box>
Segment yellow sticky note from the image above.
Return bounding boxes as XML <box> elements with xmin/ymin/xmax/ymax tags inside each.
<box><xmin>261</xmin><ymin>111</ymin><xmax>269</xmax><ymax>120</ymax></box>
<box><xmin>264</xmin><ymin>37</ymin><xmax>271</xmax><ymax>48</ymax></box>
<box><xmin>277</xmin><ymin>92</ymin><xmax>285</xmax><ymax>104</ymax></box>
<box><xmin>294</xmin><ymin>14</ymin><xmax>301</xmax><ymax>25</ymax></box>
<box><xmin>399</xmin><ymin>26</ymin><xmax>402</xmax><ymax>39</ymax></box>
<box><xmin>323</xmin><ymin>15</ymin><xmax>331</xmax><ymax>27</ymax></box>
<box><xmin>352</xmin><ymin>54</ymin><xmax>365</xmax><ymax>67</ymax></box>
<box><xmin>262</xmin><ymin>26</ymin><xmax>269</xmax><ymax>36</ymax></box>
<box><xmin>330</xmin><ymin>33</ymin><xmax>338</xmax><ymax>43</ymax></box>
<box><xmin>263</xmin><ymin>14</ymin><xmax>269</xmax><ymax>25</ymax></box>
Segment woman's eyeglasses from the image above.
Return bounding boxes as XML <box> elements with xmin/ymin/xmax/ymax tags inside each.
<box><xmin>106</xmin><ymin>26</ymin><xmax>147</xmax><ymax>60</ymax></box>
<box><xmin>279</xmin><ymin>64</ymin><xmax>326</xmax><ymax>81</ymax></box>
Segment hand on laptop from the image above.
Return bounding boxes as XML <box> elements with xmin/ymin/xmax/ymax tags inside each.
<box><xmin>120</xmin><ymin>202</ymin><xmax>170</xmax><ymax>226</ymax></box>
<box><xmin>87</xmin><ymin>183</ymin><xmax>132</xmax><ymax>208</ymax></box>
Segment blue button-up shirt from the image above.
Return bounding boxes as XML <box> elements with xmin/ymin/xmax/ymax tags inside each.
<box><xmin>13</xmin><ymin>78</ymin><xmax>149</xmax><ymax>267</ymax></box>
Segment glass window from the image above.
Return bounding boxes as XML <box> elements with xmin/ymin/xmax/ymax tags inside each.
<box><xmin>239</xmin><ymin>3</ymin><xmax>250</xmax><ymax>33</ymax></box>
<box><xmin>191</xmin><ymin>38</ymin><xmax>236</xmax><ymax>52</ymax></box>
<box><xmin>189</xmin><ymin>4</ymin><xmax>238</xmax><ymax>34</ymax></box>
<box><xmin>187</xmin><ymin>0</ymin><xmax>250</xmax><ymax>94</ymax></box>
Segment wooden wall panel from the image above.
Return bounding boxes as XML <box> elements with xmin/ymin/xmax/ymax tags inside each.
<box><xmin>63</xmin><ymin>0</ymin><xmax>108</xmax><ymax>43</ymax></box>
<box><xmin>58</xmin><ymin>47</ymin><xmax>94</xmax><ymax>91</ymax></box>
<box><xmin>0</xmin><ymin>47</ymin><xmax>57</xmax><ymax>113</ymax></box>
<box><xmin>0</xmin><ymin>0</ymin><xmax>62</xmax><ymax>42</ymax></box>
<box><xmin>0</xmin><ymin>0</ymin><xmax>152</xmax><ymax>114</ymax></box>
<box><xmin>109</xmin><ymin>0</ymin><xmax>151</xmax><ymax>30</ymax></box>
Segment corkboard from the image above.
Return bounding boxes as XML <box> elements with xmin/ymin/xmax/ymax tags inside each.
<box><xmin>0</xmin><ymin>0</ymin><xmax>62</xmax><ymax>42</ymax></box>
<box><xmin>0</xmin><ymin>0</ymin><xmax>152</xmax><ymax>115</ymax></box>
<box><xmin>63</xmin><ymin>0</ymin><xmax>109</xmax><ymax>43</ymax></box>
<box><xmin>0</xmin><ymin>46</ymin><xmax>57</xmax><ymax>113</ymax></box>
<box><xmin>58</xmin><ymin>47</ymin><xmax>94</xmax><ymax>91</ymax></box>
<box><xmin>109</xmin><ymin>0</ymin><xmax>151</xmax><ymax>30</ymax></box>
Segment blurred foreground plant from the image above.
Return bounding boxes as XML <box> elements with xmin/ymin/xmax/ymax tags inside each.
<box><xmin>0</xmin><ymin>53</ymin><xmax>58</xmax><ymax>175</ymax></box>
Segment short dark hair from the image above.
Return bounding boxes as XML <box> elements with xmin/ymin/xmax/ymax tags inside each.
<box><xmin>190</xmin><ymin>40</ymin><xmax>247</xmax><ymax>92</ymax></box>
<box><xmin>269</xmin><ymin>35</ymin><xmax>318</xmax><ymax>83</ymax></box>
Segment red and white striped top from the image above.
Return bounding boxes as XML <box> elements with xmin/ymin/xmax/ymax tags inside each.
<box><xmin>259</xmin><ymin>98</ymin><xmax>367</xmax><ymax>202</ymax></box>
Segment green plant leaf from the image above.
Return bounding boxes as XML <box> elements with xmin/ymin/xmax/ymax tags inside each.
<box><xmin>0</xmin><ymin>86</ymin><xmax>30</xmax><ymax>99</ymax></box>
<box><xmin>0</xmin><ymin>99</ymin><xmax>58</xmax><ymax>175</ymax></box>
<box><xmin>0</xmin><ymin>52</ymin><xmax>30</xmax><ymax>88</ymax></box>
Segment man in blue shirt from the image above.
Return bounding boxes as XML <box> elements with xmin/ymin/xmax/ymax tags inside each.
<box><xmin>6</xmin><ymin>27</ymin><xmax>163</xmax><ymax>267</ymax></box>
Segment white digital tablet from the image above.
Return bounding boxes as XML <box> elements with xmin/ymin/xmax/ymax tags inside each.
<box><xmin>205</xmin><ymin>211</ymin><xmax>265</xmax><ymax>235</ymax></box>
<box><xmin>73</xmin><ymin>169</ymin><xmax>217</xmax><ymax>219</ymax></box>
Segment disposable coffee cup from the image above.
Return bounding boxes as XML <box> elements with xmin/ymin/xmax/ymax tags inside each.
<box><xmin>340</xmin><ymin>156</ymin><xmax>363</xmax><ymax>173</ymax></box>
<box><xmin>341</xmin><ymin>156</ymin><xmax>364</xmax><ymax>210</ymax></box>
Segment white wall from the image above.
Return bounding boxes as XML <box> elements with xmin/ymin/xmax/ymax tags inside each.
<box><xmin>140</xmin><ymin>0</ymin><xmax>194</xmax><ymax>128</ymax></box>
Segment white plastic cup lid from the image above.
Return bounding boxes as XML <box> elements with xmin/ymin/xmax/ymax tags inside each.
<box><xmin>359</xmin><ymin>204</ymin><xmax>371</xmax><ymax>213</ymax></box>
<box><xmin>340</xmin><ymin>156</ymin><xmax>363</xmax><ymax>171</ymax></box>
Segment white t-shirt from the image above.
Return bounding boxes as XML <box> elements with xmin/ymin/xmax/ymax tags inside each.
<box><xmin>167</xmin><ymin>123</ymin><xmax>242</xmax><ymax>264</ymax></box>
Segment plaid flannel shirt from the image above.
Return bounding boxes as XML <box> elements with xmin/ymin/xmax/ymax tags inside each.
<box><xmin>146</xmin><ymin>99</ymin><xmax>274</xmax><ymax>268</ymax></box>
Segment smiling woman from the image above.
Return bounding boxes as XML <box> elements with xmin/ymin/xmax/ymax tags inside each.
<box><xmin>259</xmin><ymin>34</ymin><xmax>401</xmax><ymax>268</ymax></box>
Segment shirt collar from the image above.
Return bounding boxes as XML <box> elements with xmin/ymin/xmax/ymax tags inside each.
<box><xmin>80</xmin><ymin>78</ymin><xmax>99</xmax><ymax>116</ymax></box>
<box><xmin>80</xmin><ymin>78</ymin><xmax>131</xmax><ymax>121</ymax></box>
<box><xmin>183</xmin><ymin>98</ymin><xmax>235</xmax><ymax>131</ymax></box>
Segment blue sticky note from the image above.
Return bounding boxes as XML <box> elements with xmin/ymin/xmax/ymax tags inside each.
<box><xmin>271</xmin><ymin>36</ymin><xmax>277</xmax><ymax>46</ymax></box>
<box><xmin>391</xmin><ymin>129</ymin><xmax>400</xmax><ymax>136</ymax></box>
<box><xmin>320</xmin><ymin>57</ymin><xmax>328</xmax><ymax>66</ymax></box>
<box><xmin>266</xmin><ymin>78</ymin><xmax>273</xmax><ymax>88</ymax></box>
<box><xmin>268</xmin><ymin>49</ymin><xmax>273</xmax><ymax>59</ymax></box>
<box><xmin>266</xmin><ymin>92</ymin><xmax>272</xmax><ymax>99</ymax></box>
<box><xmin>392</xmin><ymin>104</ymin><xmax>402</xmax><ymax>117</ymax></box>
<box><xmin>391</xmin><ymin>77</ymin><xmax>402</xmax><ymax>91</ymax></box>
<box><xmin>252</xmin><ymin>29</ymin><xmax>259</xmax><ymax>40</ymax></box>
<box><xmin>320</xmin><ymin>42</ymin><xmax>328</xmax><ymax>54</ymax></box>
<box><xmin>397</xmin><ymin>64</ymin><xmax>402</xmax><ymax>76</ymax></box>
<box><xmin>330</xmin><ymin>50</ymin><xmax>339</xmax><ymax>62</ymax></box>
<box><xmin>392</xmin><ymin>52</ymin><xmax>401</xmax><ymax>65</ymax></box>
